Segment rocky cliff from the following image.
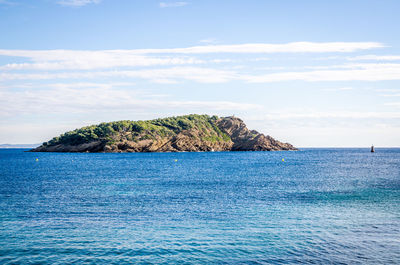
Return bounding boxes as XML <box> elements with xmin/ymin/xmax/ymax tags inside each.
<box><xmin>31</xmin><ymin>115</ymin><xmax>296</xmax><ymax>152</ymax></box>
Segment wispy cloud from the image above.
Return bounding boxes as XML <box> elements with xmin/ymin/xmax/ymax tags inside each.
<box><xmin>133</xmin><ymin>42</ymin><xmax>384</xmax><ymax>54</ymax></box>
<box><xmin>0</xmin><ymin>43</ymin><xmax>396</xmax><ymax>84</ymax></box>
<box><xmin>323</xmin><ymin>87</ymin><xmax>354</xmax><ymax>91</ymax></box>
<box><xmin>57</xmin><ymin>0</ymin><xmax>101</xmax><ymax>7</ymax></box>
<box><xmin>244</xmin><ymin>63</ymin><xmax>400</xmax><ymax>83</ymax></box>
<box><xmin>384</xmin><ymin>102</ymin><xmax>400</xmax><ymax>107</ymax></box>
<box><xmin>0</xmin><ymin>66</ymin><xmax>237</xmax><ymax>83</ymax></box>
<box><xmin>0</xmin><ymin>42</ymin><xmax>383</xmax><ymax>59</ymax></box>
<box><xmin>258</xmin><ymin>111</ymin><xmax>400</xmax><ymax>120</ymax></box>
<box><xmin>159</xmin><ymin>2</ymin><xmax>188</xmax><ymax>8</ymax></box>
<box><xmin>3</xmin><ymin>63</ymin><xmax>400</xmax><ymax>83</ymax></box>
<box><xmin>381</xmin><ymin>93</ymin><xmax>400</xmax><ymax>97</ymax></box>
<box><xmin>0</xmin><ymin>42</ymin><xmax>385</xmax><ymax>73</ymax></box>
<box><xmin>348</xmin><ymin>55</ymin><xmax>400</xmax><ymax>61</ymax></box>
<box><xmin>199</xmin><ymin>38</ymin><xmax>218</xmax><ymax>44</ymax></box>
<box><xmin>0</xmin><ymin>0</ymin><xmax>16</xmax><ymax>5</ymax></box>
<box><xmin>0</xmin><ymin>85</ymin><xmax>261</xmax><ymax>117</ymax></box>
<box><xmin>0</xmin><ymin>54</ymin><xmax>204</xmax><ymax>71</ymax></box>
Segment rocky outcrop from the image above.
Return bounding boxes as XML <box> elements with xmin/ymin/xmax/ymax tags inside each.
<box><xmin>31</xmin><ymin>115</ymin><xmax>296</xmax><ymax>152</ymax></box>
<box><xmin>217</xmin><ymin>117</ymin><xmax>295</xmax><ymax>151</ymax></box>
<box><xmin>32</xmin><ymin>141</ymin><xmax>106</xmax><ymax>153</ymax></box>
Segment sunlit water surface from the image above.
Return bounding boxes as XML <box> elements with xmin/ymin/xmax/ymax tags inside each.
<box><xmin>0</xmin><ymin>148</ymin><xmax>399</xmax><ymax>264</ymax></box>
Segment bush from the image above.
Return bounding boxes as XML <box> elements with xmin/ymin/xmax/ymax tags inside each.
<box><xmin>43</xmin><ymin>114</ymin><xmax>229</xmax><ymax>146</ymax></box>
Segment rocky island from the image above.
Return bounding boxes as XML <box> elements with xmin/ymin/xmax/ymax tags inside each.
<box><xmin>31</xmin><ymin>115</ymin><xmax>297</xmax><ymax>152</ymax></box>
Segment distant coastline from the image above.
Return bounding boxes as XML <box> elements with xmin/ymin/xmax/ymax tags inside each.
<box><xmin>0</xmin><ymin>144</ymin><xmax>40</xmax><ymax>149</ymax></box>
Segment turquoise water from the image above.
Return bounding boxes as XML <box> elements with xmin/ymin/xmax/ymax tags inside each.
<box><xmin>0</xmin><ymin>148</ymin><xmax>399</xmax><ymax>264</ymax></box>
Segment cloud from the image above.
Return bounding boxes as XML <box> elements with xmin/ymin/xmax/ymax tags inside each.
<box><xmin>381</xmin><ymin>93</ymin><xmax>400</xmax><ymax>97</ymax></box>
<box><xmin>199</xmin><ymin>38</ymin><xmax>218</xmax><ymax>44</ymax></box>
<box><xmin>348</xmin><ymin>55</ymin><xmax>400</xmax><ymax>61</ymax></box>
<box><xmin>133</xmin><ymin>42</ymin><xmax>384</xmax><ymax>54</ymax></box>
<box><xmin>244</xmin><ymin>63</ymin><xmax>400</xmax><ymax>83</ymax></box>
<box><xmin>3</xmin><ymin>63</ymin><xmax>400</xmax><ymax>83</ymax></box>
<box><xmin>323</xmin><ymin>87</ymin><xmax>354</xmax><ymax>91</ymax></box>
<box><xmin>0</xmin><ymin>85</ymin><xmax>261</xmax><ymax>117</ymax></box>
<box><xmin>245</xmin><ymin>110</ymin><xmax>400</xmax><ymax>136</ymax></box>
<box><xmin>0</xmin><ymin>82</ymin><xmax>137</xmax><ymax>90</ymax></box>
<box><xmin>243</xmin><ymin>110</ymin><xmax>400</xmax><ymax>148</ymax></box>
<box><xmin>57</xmin><ymin>0</ymin><xmax>100</xmax><ymax>7</ymax></box>
<box><xmin>0</xmin><ymin>42</ymin><xmax>397</xmax><ymax>145</ymax></box>
<box><xmin>159</xmin><ymin>2</ymin><xmax>188</xmax><ymax>8</ymax></box>
<box><xmin>0</xmin><ymin>66</ymin><xmax>237</xmax><ymax>83</ymax></box>
<box><xmin>0</xmin><ymin>43</ymin><xmax>394</xmax><ymax>84</ymax></box>
<box><xmin>0</xmin><ymin>42</ymin><xmax>384</xmax><ymax>75</ymax></box>
<box><xmin>0</xmin><ymin>42</ymin><xmax>384</xmax><ymax>60</ymax></box>
<box><xmin>384</xmin><ymin>102</ymin><xmax>400</xmax><ymax>107</ymax></box>
<box><xmin>0</xmin><ymin>53</ymin><xmax>204</xmax><ymax>71</ymax></box>
<box><xmin>258</xmin><ymin>111</ymin><xmax>400</xmax><ymax>120</ymax></box>
<box><xmin>0</xmin><ymin>0</ymin><xmax>16</xmax><ymax>5</ymax></box>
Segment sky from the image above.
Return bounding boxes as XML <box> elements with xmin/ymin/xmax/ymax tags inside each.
<box><xmin>0</xmin><ymin>0</ymin><xmax>399</xmax><ymax>147</ymax></box>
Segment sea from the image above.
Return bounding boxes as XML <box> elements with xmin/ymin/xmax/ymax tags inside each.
<box><xmin>0</xmin><ymin>148</ymin><xmax>399</xmax><ymax>264</ymax></box>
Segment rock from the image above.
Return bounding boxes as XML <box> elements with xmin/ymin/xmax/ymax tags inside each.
<box><xmin>31</xmin><ymin>115</ymin><xmax>297</xmax><ymax>152</ymax></box>
<box><xmin>217</xmin><ymin>116</ymin><xmax>295</xmax><ymax>151</ymax></box>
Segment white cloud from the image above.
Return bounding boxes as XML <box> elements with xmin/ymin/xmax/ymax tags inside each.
<box><xmin>258</xmin><ymin>125</ymin><xmax>400</xmax><ymax>147</ymax></box>
<box><xmin>243</xmin><ymin>110</ymin><xmax>400</xmax><ymax>147</ymax></box>
<box><xmin>58</xmin><ymin>0</ymin><xmax>100</xmax><ymax>7</ymax></box>
<box><xmin>244</xmin><ymin>63</ymin><xmax>400</xmax><ymax>82</ymax></box>
<box><xmin>159</xmin><ymin>2</ymin><xmax>188</xmax><ymax>8</ymax></box>
<box><xmin>384</xmin><ymin>102</ymin><xmax>400</xmax><ymax>107</ymax></box>
<box><xmin>0</xmin><ymin>42</ymin><xmax>384</xmax><ymax>73</ymax></box>
<box><xmin>243</xmin><ymin>111</ymin><xmax>400</xmax><ymax>138</ymax></box>
<box><xmin>0</xmin><ymin>42</ymin><xmax>384</xmax><ymax>60</ymax></box>
<box><xmin>0</xmin><ymin>0</ymin><xmax>16</xmax><ymax>5</ymax></box>
<box><xmin>378</xmin><ymin>88</ymin><xmax>400</xmax><ymax>92</ymax></box>
<box><xmin>133</xmin><ymin>42</ymin><xmax>384</xmax><ymax>54</ymax></box>
<box><xmin>3</xmin><ymin>63</ymin><xmax>400</xmax><ymax>83</ymax></box>
<box><xmin>305</xmin><ymin>63</ymin><xmax>396</xmax><ymax>70</ymax></box>
<box><xmin>324</xmin><ymin>87</ymin><xmax>354</xmax><ymax>91</ymax></box>
<box><xmin>381</xmin><ymin>93</ymin><xmax>400</xmax><ymax>97</ymax></box>
<box><xmin>199</xmin><ymin>38</ymin><xmax>218</xmax><ymax>44</ymax></box>
<box><xmin>209</xmin><ymin>59</ymin><xmax>235</xmax><ymax>63</ymax></box>
<box><xmin>348</xmin><ymin>55</ymin><xmax>400</xmax><ymax>61</ymax></box>
<box><xmin>0</xmin><ymin>85</ymin><xmax>261</xmax><ymax>117</ymax></box>
<box><xmin>313</xmin><ymin>56</ymin><xmax>342</xmax><ymax>61</ymax></box>
<box><xmin>258</xmin><ymin>111</ymin><xmax>400</xmax><ymax>120</ymax></box>
<box><xmin>0</xmin><ymin>66</ymin><xmax>237</xmax><ymax>83</ymax></box>
<box><xmin>0</xmin><ymin>50</ymin><xmax>204</xmax><ymax>71</ymax></box>
<box><xmin>0</xmin><ymin>43</ymin><xmax>394</xmax><ymax>85</ymax></box>
<box><xmin>250</xmin><ymin>57</ymin><xmax>270</xmax><ymax>62</ymax></box>
<box><xmin>0</xmin><ymin>82</ymin><xmax>137</xmax><ymax>90</ymax></box>
<box><xmin>0</xmin><ymin>44</ymin><xmax>396</xmax><ymax>146</ymax></box>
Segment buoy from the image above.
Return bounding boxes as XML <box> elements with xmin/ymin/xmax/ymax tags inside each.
<box><xmin>282</xmin><ymin>158</ymin><xmax>285</xmax><ymax>162</ymax></box>
<box><xmin>36</xmin><ymin>158</ymin><xmax>39</xmax><ymax>162</ymax></box>
<box><xmin>174</xmin><ymin>159</ymin><xmax>178</xmax><ymax>162</ymax></box>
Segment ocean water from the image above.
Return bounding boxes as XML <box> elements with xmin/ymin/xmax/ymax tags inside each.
<box><xmin>0</xmin><ymin>148</ymin><xmax>399</xmax><ymax>264</ymax></box>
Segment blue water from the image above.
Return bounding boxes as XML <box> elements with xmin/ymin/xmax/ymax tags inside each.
<box><xmin>0</xmin><ymin>148</ymin><xmax>399</xmax><ymax>264</ymax></box>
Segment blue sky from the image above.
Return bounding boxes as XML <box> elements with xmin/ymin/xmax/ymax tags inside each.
<box><xmin>1</xmin><ymin>0</ymin><xmax>399</xmax><ymax>146</ymax></box>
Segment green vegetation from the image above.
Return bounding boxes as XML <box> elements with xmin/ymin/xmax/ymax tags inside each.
<box><xmin>43</xmin><ymin>114</ymin><xmax>231</xmax><ymax>147</ymax></box>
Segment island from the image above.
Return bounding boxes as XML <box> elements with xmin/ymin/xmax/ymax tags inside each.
<box><xmin>31</xmin><ymin>115</ymin><xmax>297</xmax><ymax>152</ymax></box>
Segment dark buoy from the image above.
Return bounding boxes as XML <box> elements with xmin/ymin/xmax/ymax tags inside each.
<box><xmin>371</xmin><ymin>145</ymin><xmax>375</xmax><ymax>153</ymax></box>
